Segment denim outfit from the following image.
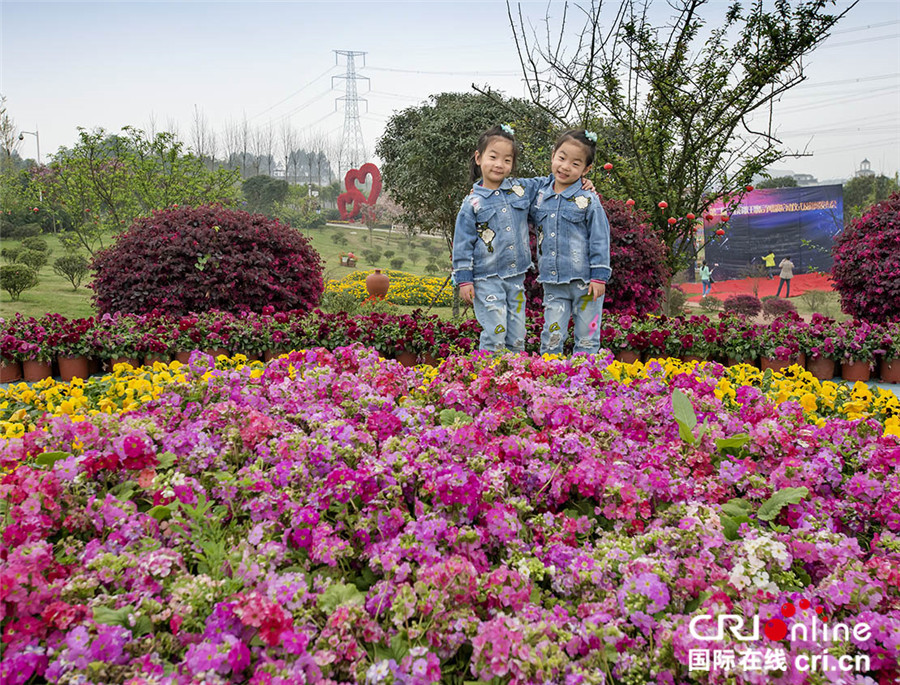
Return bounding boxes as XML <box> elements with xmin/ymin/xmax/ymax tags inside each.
<box><xmin>531</xmin><ymin>177</ymin><xmax>612</xmax><ymax>355</ymax></box>
<box><xmin>453</xmin><ymin>177</ymin><xmax>544</xmax><ymax>352</ymax></box>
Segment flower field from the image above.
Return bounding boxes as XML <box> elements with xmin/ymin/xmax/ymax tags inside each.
<box><xmin>325</xmin><ymin>271</ymin><xmax>453</xmax><ymax>307</ymax></box>
<box><xmin>2</xmin><ymin>348</ymin><xmax>899</xmax><ymax>684</ymax></box>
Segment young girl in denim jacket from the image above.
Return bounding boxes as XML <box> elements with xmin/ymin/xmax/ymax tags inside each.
<box><xmin>452</xmin><ymin>125</ymin><xmax>594</xmax><ymax>353</ymax></box>
<box><xmin>530</xmin><ymin>129</ymin><xmax>611</xmax><ymax>355</ymax></box>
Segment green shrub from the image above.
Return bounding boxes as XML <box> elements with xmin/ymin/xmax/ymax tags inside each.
<box><xmin>390</xmin><ymin>258</ymin><xmax>405</xmax><ymax>270</ymax></box>
<box><xmin>53</xmin><ymin>254</ymin><xmax>91</xmax><ymax>290</ymax></box>
<box><xmin>16</xmin><ymin>248</ymin><xmax>48</xmax><ymax>272</ymax></box>
<box><xmin>330</xmin><ymin>232</ymin><xmax>348</xmax><ymax>246</ymax></box>
<box><xmin>21</xmin><ymin>237</ymin><xmax>49</xmax><ymax>253</ymax></box>
<box><xmin>324</xmin><ymin>208</ymin><xmax>341</xmax><ymax>221</ymax></box>
<box><xmin>363</xmin><ymin>250</ymin><xmax>381</xmax><ymax>265</ymax></box>
<box><xmin>408</xmin><ymin>250</ymin><xmax>420</xmax><ymax>265</ymax></box>
<box><xmin>1</xmin><ymin>247</ymin><xmax>22</xmax><ymax>264</ymax></box>
<box><xmin>425</xmin><ymin>261</ymin><xmax>441</xmax><ymax>275</ymax></box>
<box><xmin>0</xmin><ymin>263</ymin><xmax>39</xmax><ymax>300</ymax></box>
<box><xmin>383</xmin><ymin>250</ymin><xmax>396</xmax><ymax>260</ymax></box>
<box><xmin>699</xmin><ymin>295</ymin><xmax>723</xmax><ymax>312</ymax></box>
<box><xmin>1</xmin><ymin>223</ymin><xmax>42</xmax><ymax>239</ymax></box>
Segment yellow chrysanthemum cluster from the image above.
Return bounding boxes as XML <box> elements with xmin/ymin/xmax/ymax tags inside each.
<box><xmin>325</xmin><ymin>270</ymin><xmax>452</xmax><ymax>306</ymax></box>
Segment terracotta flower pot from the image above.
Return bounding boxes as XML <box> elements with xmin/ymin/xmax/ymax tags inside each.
<box><xmin>204</xmin><ymin>348</ymin><xmax>229</xmax><ymax>360</ymax></box>
<box><xmin>174</xmin><ymin>350</ymin><xmax>194</xmax><ymax>364</ymax></box>
<box><xmin>264</xmin><ymin>349</ymin><xmax>286</xmax><ymax>362</ymax></box>
<box><xmin>879</xmin><ymin>358</ymin><xmax>900</xmax><ymax>384</ymax></box>
<box><xmin>421</xmin><ymin>352</ymin><xmax>439</xmax><ymax>367</ymax></box>
<box><xmin>726</xmin><ymin>357</ymin><xmax>756</xmax><ymax>368</ymax></box>
<box><xmin>806</xmin><ymin>355</ymin><xmax>835</xmax><ymax>381</ymax></box>
<box><xmin>110</xmin><ymin>356</ymin><xmax>140</xmax><ymax>370</ymax></box>
<box><xmin>615</xmin><ymin>350</ymin><xmax>641</xmax><ymax>364</ymax></box>
<box><xmin>395</xmin><ymin>350</ymin><xmax>417</xmax><ymax>367</ymax></box>
<box><xmin>760</xmin><ymin>357</ymin><xmax>791</xmax><ymax>373</ymax></box>
<box><xmin>87</xmin><ymin>357</ymin><xmax>102</xmax><ymax>376</ymax></box>
<box><xmin>683</xmin><ymin>354</ymin><xmax>705</xmax><ymax>364</ymax></box>
<box><xmin>58</xmin><ymin>355</ymin><xmax>90</xmax><ymax>382</ymax></box>
<box><xmin>23</xmin><ymin>360</ymin><xmax>52</xmax><ymax>382</ymax></box>
<box><xmin>365</xmin><ymin>269</ymin><xmax>390</xmax><ymax>299</ymax></box>
<box><xmin>841</xmin><ymin>360</ymin><xmax>871</xmax><ymax>383</ymax></box>
<box><xmin>1</xmin><ymin>361</ymin><xmax>23</xmax><ymax>383</ymax></box>
<box><xmin>144</xmin><ymin>354</ymin><xmax>170</xmax><ymax>367</ymax></box>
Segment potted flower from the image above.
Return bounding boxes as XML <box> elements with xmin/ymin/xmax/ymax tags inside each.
<box><xmin>805</xmin><ymin>314</ymin><xmax>840</xmax><ymax>380</ymax></box>
<box><xmin>16</xmin><ymin>316</ymin><xmax>55</xmax><ymax>381</ymax></box>
<box><xmin>93</xmin><ymin>314</ymin><xmax>142</xmax><ymax>368</ymax></box>
<box><xmin>833</xmin><ymin>319</ymin><xmax>881</xmax><ymax>382</ymax></box>
<box><xmin>878</xmin><ymin>320</ymin><xmax>900</xmax><ymax>384</ymax></box>
<box><xmin>55</xmin><ymin>316</ymin><xmax>97</xmax><ymax>381</ymax></box>
<box><xmin>674</xmin><ymin>315</ymin><xmax>722</xmax><ymax>363</ymax></box>
<box><xmin>756</xmin><ymin>314</ymin><xmax>804</xmax><ymax>372</ymax></box>
<box><xmin>0</xmin><ymin>316</ymin><xmax>25</xmax><ymax>382</ymax></box>
<box><xmin>717</xmin><ymin>314</ymin><xmax>761</xmax><ymax>367</ymax></box>
<box><xmin>603</xmin><ymin>314</ymin><xmax>641</xmax><ymax>363</ymax></box>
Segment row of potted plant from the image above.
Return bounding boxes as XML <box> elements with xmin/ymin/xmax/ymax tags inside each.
<box><xmin>2</xmin><ymin>309</ymin><xmax>899</xmax><ymax>383</ymax></box>
<box><xmin>602</xmin><ymin>312</ymin><xmax>900</xmax><ymax>382</ymax></box>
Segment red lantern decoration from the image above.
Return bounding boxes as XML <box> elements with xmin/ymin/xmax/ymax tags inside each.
<box><xmin>721</xmin><ymin>215</ymin><xmax>730</xmax><ymax>223</ymax></box>
<box><xmin>715</xmin><ymin>228</ymin><xmax>725</xmax><ymax>236</ymax></box>
<box><xmin>667</xmin><ymin>217</ymin><xmax>677</xmax><ymax>225</ymax></box>
<box><xmin>603</xmin><ymin>162</ymin><xmax>613</xmax><ymax>171</ymax></box>
<box><xmin>625</xmin><ymin>199</ymin><xmax>635</xmax><ymax>207</ymax></box>
<box><xmin>705</xmin><ymin>214</ymin><xmax>714</xmax><ymax>221</ymax></box>
<box><xmin>746</xmin><ymin>185</ymin><xmax>754</xmax><ymax>192</ymax></box>
<box><xmin>32</xmin><ymin>207</ymin><xmax>39</xmax><ymax>212</ymax></box>
<box><xmin>658</xmin><ymin>201</ymin><xmax>668</xmax><ymax>209</ymax></box>
<box><xmin>686</xmin><ymin>213</ymin><xmax>695</xmax><ymax>221</ymax></box>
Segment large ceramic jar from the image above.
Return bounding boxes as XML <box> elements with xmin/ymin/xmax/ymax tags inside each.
<box><xmin>365</xmin><ymin>269</ymin><xmax>390</xmax><ymax>299</ymax></box>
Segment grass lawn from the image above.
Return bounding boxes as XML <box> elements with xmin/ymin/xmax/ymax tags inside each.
<box><xmin>1</xmin><ymin>228</ymin><xmax>457</xmax><ymax>320</ymax></box>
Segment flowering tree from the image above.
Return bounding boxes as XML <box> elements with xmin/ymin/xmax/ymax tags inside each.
<box><xmin>506</xmin><ymin>0</ymin><xmax>857</xmax><ymax>272</ymax></box>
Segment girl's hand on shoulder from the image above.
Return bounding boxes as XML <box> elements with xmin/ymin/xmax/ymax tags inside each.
<box><xmin>581</xmin><ymin>177</ymin><xmax>597</xmax><ymax>194</ymax></box>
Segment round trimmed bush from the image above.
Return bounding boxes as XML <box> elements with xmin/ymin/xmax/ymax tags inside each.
<box><xmin>0</xmin><ymin>264</ymin><xmax>39</xmax><ymax>301</ymax></box>
<box><xmin>91</xmin><ymin>205</ymin><xmax>324</xmax><ymax>315</ymax></box>
<box><xmin>832</xmin><ymin>192</ymin><xmax>900</xmax><ymax>322</ymax></box>
<box><xmin>53</xmin><ymin>254</ymin><xmax>91</xmax><ymax>290</ymax></box>
<box><xmin>16</xmin><ymin>249</ymin><xmax>48</xmax><ymax>272</ymax></box>
<box><xmin>723</xmin><ymin>294</ymin><xmax>762</xmax><ymax>317</ymax></box>
<box><xmin>21</xmin><ymin>237</ymin><xmax>49</xmax><ymax>253</ymax></box>
<box><xmin>761</xmin><ymin>296</ymin><xmax>797</xmax><ymax>319</ymax></box>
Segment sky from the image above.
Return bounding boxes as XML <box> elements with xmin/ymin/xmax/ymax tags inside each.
<box><xmin>2</xmin><ymin>0</ymin><xmax>898</xmax><ymax>184</ymax></box>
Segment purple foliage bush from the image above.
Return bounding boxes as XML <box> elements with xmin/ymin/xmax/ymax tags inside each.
<box><xmin>832</xmin><ymin>192</ymin><xmax>900</xmax><ymax>322</ymax></box>
<box><xmin>723</xmin><ymin>294</ymin><xmax>762</xmax><ymax>317</ymax></box>
<box><xmin>91</xmin><ymin>205</ymin><xmax>324</xmax><ymax>315</ymax></box>
<box><xmin>761</xmin><ymin>296</ymin><xmax>798</xmax><ymax>319</ymax></box>
<box><xmin>525</xmin><ymin>196</ymin><xmax>669</xmax><ymax>316</ymax></box>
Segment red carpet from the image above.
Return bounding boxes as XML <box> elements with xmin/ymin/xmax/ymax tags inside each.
<box><xmin>683</xmin><ymin>272</ymin><xmax>834</xmax><ymax>302</ymax></box>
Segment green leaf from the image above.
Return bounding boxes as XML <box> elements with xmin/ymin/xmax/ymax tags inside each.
<box><xmin>720</xmin><ymin>498</ymin><xmax>753</xmax><ymax>518</ymax></box>
<box><xmin>156</xmin><ymin>452</ymin><xmax>176</xmax><ymax>469</ymax></box>
<box><xmin>389</xmin><ymin>632</ymin><xmax>410</xmax><ymax>660</ymax></box>
<box><xmin>720</xmin><ymin>514</ymin><xmax>751</xmax><ymax>541</ymax></box>
<box><xmin>317</xmin><ymin>583</ymin><xmax>365</xmax><ymax>614</ymax></box>
<box><xmin>93</xmin><ymin>605</ymin><xmax>133</xmax><ymax>627</ymax></box>
<box><xmin>439</xmin><ymin>408</ymin><xmax>473</xmax><ymax>426</ymax></box>
<box><xmin>146</xmin><ymin>505</ymin><xmax>173</xmax><ymax>522</ymax></box>
<box><xmin>33</xmin><ymin>451</ymin><xmax>71</xmax><ymax>467</ymax></box>
<box><xmin>132</xmin><ymin>615</ymin><xmax>153</xmax><ymax>637</ymax></box>
<box><xmin>671</xmin><ymin>389</ymin><xmax>697</xmax><ymax>443</ymax></box>
<box><xmin>716</xmin><ymin>433</ymin><xmax>751</xmax><ymax>451</ymax></box>
<box><xmin>757</xmin><ymin>486</ymin><xmax>809</xmax><ymax>521</ymax></box>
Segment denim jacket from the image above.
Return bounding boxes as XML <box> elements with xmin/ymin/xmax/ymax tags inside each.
<box><xmin>452</xmin><ymin>177</ymin><xmax>545</xmax><ymax>285</ymax></box>
<box><xmin>530</xmin><ymin>176</ymin><xmax>612</xmax><ymax>284</ymax></box>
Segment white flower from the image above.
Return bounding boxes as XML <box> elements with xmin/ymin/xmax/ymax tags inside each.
<box><xmin>511</xmin><ymin>184</ymin><xmax>525</xmax><ymax>197</ymax></box>
<box><xmin>481</xmin><ymin>228</ymin><xmax>495</xmax><ymax>245</ymax></box>
<box><xmin>574</xmin><ymin>196</ymin><xmax>590</xmax><ymax>209</ymax></box>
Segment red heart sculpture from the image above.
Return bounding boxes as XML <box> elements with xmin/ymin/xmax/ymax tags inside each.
<box><xmin>338</xmin><ymin>163</ymin><xmax>382</xmax><ymax>220</ymax></box>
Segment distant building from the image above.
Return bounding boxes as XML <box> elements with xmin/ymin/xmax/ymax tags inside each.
<box><xmin>792</xmin><ymin>173</ymin><xmax>818</xmax><ymax>186</ymax></box>
<box><xmin>855</xmin><ymin>158</ymin><xmax>875</xmax><ymax>178</ymax></box>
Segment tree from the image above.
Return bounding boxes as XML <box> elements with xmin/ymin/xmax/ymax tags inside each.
<box><xmin>242</xmin><ymin>175</ymin><xmax>289</xmax><ymax>215</ymax></box>
<box><xmin>35</xmin><ymin>126</ymin><xmax>241</xmax><ymax>255</ymax></box>
<box><xmin>376</xmin><ymin>92</ymin><xmax>555</xmax><ymax>316</ymax></box>
<box><xmin>507</xmin><ymin>0</ymin><xmax>857</xmax><ymax>273</ymax></box>
<box><xmin>0</xmin><ymin>95</ymin><xmax>22</xmax><ymax>173</ymax></box>
<box><xmin>843</xmin><ymin>174</ymin><xmax>899</xmax><ymax>224</ymax></box>
<box><xmin>757</xmin><ymin>176</ymin><xmax>798</xmax><ymax>189</ymax></box>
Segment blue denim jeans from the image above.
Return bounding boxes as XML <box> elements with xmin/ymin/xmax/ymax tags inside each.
<box><xmin>776</xmin><ymin>278</ymin><xmax>791</xmax><ymax>297</ymax></box>
<box><xmin>541</xmin><ymin>280</ymin><xmax>604</xmax><ymax>355</ymax></box>
<box><xmin>702</xmin><ymin>280</ymin><xmax>711</xmax><ymax>296</ymax></box>
<box><xmin>472</xmin><ymin>274</ymin><xmax>527</xmax><ymax>353</ymax></box>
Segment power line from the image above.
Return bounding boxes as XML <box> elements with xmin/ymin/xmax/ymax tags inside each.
<box><xmin>793</xmin><ymin>72</ymin><xmax>900</xmax><ymax>90</ymax></box>
<box><xmin>365</xmin><ymin>66</ymin><xmax>518</xmax><ymax>76</ymax></box>
<box><xmin>251</xmin><ymin>65</ymin><xmax>337</xmax><ymax>121</ymax></box>
<box><xmin>829</xmin><ymin>19</ymin><xmax>900</xmax><ymax>35</ymax></box>
<box><xmin>819</xmin><ymin>32</ymin><xmax>900</xmax><ymax>49</ymax></box>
